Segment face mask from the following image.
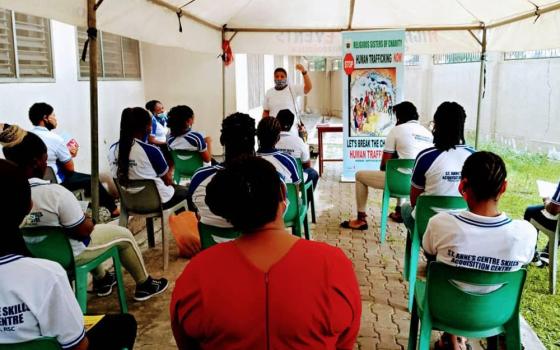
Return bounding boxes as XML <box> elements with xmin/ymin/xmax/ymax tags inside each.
<box><xmin>156</xmin><ymin>112</ymin><xmax>167</xmax><ymax>121</ymax></box>
<box><xmin>275</xmin><ymin>79</ymin><xmax>288</xmax><ymax>90</ymax></box>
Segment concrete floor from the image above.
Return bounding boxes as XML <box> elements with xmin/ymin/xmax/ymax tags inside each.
<box><xmin>87</xmin><ymin>162</ymin><xmax>544</xmax><ymax>350</ymax></box>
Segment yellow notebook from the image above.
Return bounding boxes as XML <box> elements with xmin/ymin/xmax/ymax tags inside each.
<box><xmin>83</xmin><ymin>315</ymin><xmax>105</xmax><ymax>332</ymax></box>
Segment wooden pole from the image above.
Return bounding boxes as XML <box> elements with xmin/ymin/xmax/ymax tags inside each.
<box><xmin>87</xmin><ymin>0</ymin><xmax>100</xmax><ymax>222</ymax></box>
<box><xmin>222</xmin><ymin>27</ymin><xmax>226</xmax><ymax>120</ymax></box>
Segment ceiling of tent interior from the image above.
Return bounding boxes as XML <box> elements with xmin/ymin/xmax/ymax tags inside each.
<box><xmin>0</xmin><ymin>0</ymin><xmax>559</xmax><ymax>55</ymax></box>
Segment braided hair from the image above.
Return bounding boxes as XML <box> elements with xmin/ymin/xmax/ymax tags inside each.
<box><xmin>257</xmin><ymin>117</ymin><xmax>281</xmax><ymax>150</ymax></box>
<box><xmin>117</xmin><ymin>107</ymin><xmax>151</xmax><ymax>183</ymax></box>
<box><xmin>0</xmin><ymin>159</ymin><xmax>32</xmax><ymax>256</ymax></box>
<box><xmin>1</xmin><ymin>124</ymin><xmax>47</xmax><ymax>178</ymax></box>
<box><xmin>220</xmin><ymin>112</ymin><xmax>255</xmax><ymax>164</ymax></box>
<box><xmin>461</xmin><ymin>151</ymin><xmax>507</xmax><ymax>201</ymax></box>
<box><xmin>432</xmin><ymin>101</ymin><xmax>466</xmax><ymax>151</ymax></box>
<box><xmin>205</xmin><ymin>156</ymin><xmax>283</xmax><ymax>233</ymax></box>
<box><xmin>167</xmin><ymin>105</ymin><xmax>194</xmax><ymax>137</ymax></box>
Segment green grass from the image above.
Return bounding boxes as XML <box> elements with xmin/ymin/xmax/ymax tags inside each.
<box><xmin>473</xmin><ymin>140</ymin><xmax>560</xmax><ymax>349</ymax></box>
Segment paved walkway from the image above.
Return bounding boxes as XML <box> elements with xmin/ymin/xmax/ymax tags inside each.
<box><xmin>88</xmin><ymin>162</ymin><xmax>543</xmax><ymax>349</ymax></box>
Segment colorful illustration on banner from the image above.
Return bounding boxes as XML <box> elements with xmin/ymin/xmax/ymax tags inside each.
<box><xmin>349</xmin><ymin>67</ymin><xmax>397</xmax><ymax>138</ymax></box>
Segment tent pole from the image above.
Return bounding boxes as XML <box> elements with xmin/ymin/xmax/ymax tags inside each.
<box><xmin>474</xmin><ymin>27</ymin><xmax>486</xmax><ymax>149</ymax></box>
<box><xmin>222</xmin><ymin>27</ymin><xmax>226</xmax><ymax>120</ymax></box>
<box><xmin>88</xmin><ymin>0</ymin><xmax>100</xmax><ymax>222</ymax></box>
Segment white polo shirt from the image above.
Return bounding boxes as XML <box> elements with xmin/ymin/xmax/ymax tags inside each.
<box><xmin>263</xmin><ymin>84</ymin><xmax>304</xmax><ymax>135</ymax></box>
<box><xmin>0</xmin><ymin>254</ymin><xmax>85</xmax><ymax>348</ymax></box>
<box><xmin>151</xmin><ymin>116</ymin><xmax>168</xmax><ymax>143</ymax></box>
<box><xmin>21</xmin><ymin>178</ymin><xmax>88</xmax><ymax>256</ymax></box>
<box><xmin>384</xmin><ymin>120</ymin><xmax>433</xmax><ymax>159</ymax></box>
<box><xmin>423</xmin><ymin>211</ymin><xmax>537</xmax><ymax>272</ymax></box>
<box><xmin>31</xmin><ymin>126</ymin><xmax>72</xmax><ymax>183</ymax></box>
<box><xmin>167</xmin><ymin>130</ymin><xmax>207</xmax><ymax>152</ymax></box>
<box><xmin>108</xmin><ymin>139</ymin><xmax>174</xmax><ymax>203</ymax></box>
<box><xmin>275</xmin><ymin>131</ymin><xmax>310</xmax><ymax>162</ymax></box>
<box><xmin>257</xmin><ymin>149</ymin><xmax>301</xmax><ymax>184</ymax></box>
<box><xmin>411</xmin><ymin>145</ymin><xmax>476</xmax><ymax>196</ymax></box>
<box><xmin>187</xmin><ymin>164</ymin><xmax>231</xmax><ymax>228</ymax></box>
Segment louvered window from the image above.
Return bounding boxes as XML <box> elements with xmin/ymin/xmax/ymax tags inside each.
<box><xmin>0</xmin><ymin>8</ymin><xmax>53</xmax><ymax>80</ymax></box>
<box><xmin>77</xmin><ymin>27</ymin><xmax>141</xmax><ymax>80</ymax></box>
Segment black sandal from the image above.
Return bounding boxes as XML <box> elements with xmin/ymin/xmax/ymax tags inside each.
<box><xmin>340</xmin><ymin>220</ymin><xmax>368</xmax><ymax>230</ymax></box>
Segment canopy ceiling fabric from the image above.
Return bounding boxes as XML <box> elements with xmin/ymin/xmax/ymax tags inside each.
<box><xmin>1</xmin><ymin>0</ymin><xmax>559</xmax><ymax>55</ymax></box>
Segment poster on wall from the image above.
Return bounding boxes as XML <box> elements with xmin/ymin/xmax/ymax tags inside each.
<box><xmin>342</xmin><ymin>30</ymin><xmax>405</xmax><ymax>181</ymax></box>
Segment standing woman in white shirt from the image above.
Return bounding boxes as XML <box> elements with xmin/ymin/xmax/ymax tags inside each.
<box><xmin>262</xmin><ymin>64</ymin><xmax>312</xmax><ymax>136</ymax></box>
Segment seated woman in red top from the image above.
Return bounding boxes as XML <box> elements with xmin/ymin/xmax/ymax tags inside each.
<box><xmin>170</xmin><ymin>156</ymin><xmax>361</xmax><ymax>350</ymax></box>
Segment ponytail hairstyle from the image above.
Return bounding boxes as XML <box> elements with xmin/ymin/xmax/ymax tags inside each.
<box><xmin>461</xmin><ymin>151</ymin><xmax>507</xmax><ymax>201</ymax></box>
<box><xmin>1</xmin><ymin>124</ymin><xmax>48</xmax><ymax>178</ymax></box>
<box><xmin>206</xmin><ymin>156</ymin><xmax>283</xmax><ymax>232</ymax></box>
<box><xmin>0</xmin><ymin>159</ymin><xmax>32</xmax><ymax>257</ymax></box>
<box><xmin>432</xmin><ymin>101</ymin><xmax>466</xmax><ymax>151</ymax></box>
<box><xmin>256</xmin><ymin>117</ymin><xmax>281</xmax><ymax>150</ymax></box>
<box><xmin>220</xmin><ymin>112</ymin><xmax>256</xmax><ymax>164</ymax></box>
<box><xmin>117</xmin><ymin>107</ymin><xmax>151</xmax><ymax>183</ymax></box>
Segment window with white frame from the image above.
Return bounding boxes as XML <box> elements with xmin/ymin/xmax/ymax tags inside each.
<box><xmin>77</xmin><ymin>27</ymin><xmax>141</xmax><ymax>79</ymax></box>
<box><xmin>433</xmin><ymin>52</ymin><xmax>481</xmax><ymax>65</ymax></box>
<box><xmin>0</xmin><ymin>8</ymin><xmax>53</xmax><ymax>79</ymax></box>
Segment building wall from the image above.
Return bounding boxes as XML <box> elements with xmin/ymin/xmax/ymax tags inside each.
<box><xmin>305</xmin><ymin>53</ymin><xmax>560</xmax><ymax>152</ymax></box>
<box><xmin>142</xmin><ymin>43</ymin><xmax>237</xmax><ymax>156</ymax></box>
<box><xmin>0</xmin><ymin>20</ymin><xmax>145</xmax><ymax>173</ymax></box>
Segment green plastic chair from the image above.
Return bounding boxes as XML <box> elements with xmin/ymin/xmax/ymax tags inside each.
<box><xmin>408</xmin><ymin>262</ymin><xmax>526</xmax><ymax>350</ymax></box>
<box><xmin>405</xmin><ymin>195</ymin><xmax>467</xmax><ymax>311</ymax></box>
<box><xmin>20</xmin><ymin>226</ymin><xmax>128</xmax><ymax>314</ymax></box>
<box><xmin>529</xmin><ymin>216</ymin><xmax>559</xmax><ymax>294</ymax></box>
<box><xmin>115</xmin><ymin>178</ymin><xmax>187</xmax><ymax>270</ymax></box>
<box><xmin>198</xmin><ymin>222</ymin><xmax>241</xmax><ymax>250</ymax></box>
<box><xmin>379</xmin><ymin>159</ymin><xmax>415</xmax><ymax>243</ymax></box>
<box><xmin>296</xmin><ymin>159</ymin><xmax>316</xmax><ymax>224</ymax></box>
<box><xmin>170</xmin><ymin>149</ymin><xmax>204</xmax><ymax>184</ymax></box>
<box><xmin>283</xmin><ymin>183</ymin><xmax>310</xmax><ymax>239</ymax></box>
<box><xmin>0</xmin><ymin>337</ymin><xmax>60</xmax><ymax>350</ymax></box>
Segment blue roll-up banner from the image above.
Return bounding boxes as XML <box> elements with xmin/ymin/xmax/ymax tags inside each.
<box><xmin>341</xmin><ymin>30</ymin><xmax>405</xmax><ymax>182</ymax></box>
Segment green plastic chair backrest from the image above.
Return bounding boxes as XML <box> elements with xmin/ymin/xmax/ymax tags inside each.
<box><xmin>114</xmin><ymin>178</ymin><xmax>162</xmax><ymax>215</ymax></box>
<box><xmin>415</xmin><ymin>195</ymin><xmax>467</xmax><ymax>239</ymax></box>
<box><xmin>426</xmin><ymin>262</ymin><xmax>526</xmax><ymax>332</ymax></box>
<box><xmin>385</xmin><ymin>159</ymin><xmax>415</xmax><ymax>197</ymax></box>
<box><xmin>198</xmin><ymin>222</ymin><xmax>241</xmax><ymax>249</ymax></box>
<box><xmin>171</xmin><ymin>150</ymin><xmax>204</xmax><ymax>178</ymax></box>
<box><xmin>283</xmin><ymin>183</ymin><xmax>299</xmax><ymax>223</ymax></box>
<box><xmin>294</xmin><ymin>159</ymin><xmax>308</xmax><ymax>202</ymax></box>
<box><xmin>0</xmin><ymin>337</ymin><xmax>61</xmax><ymax>350</ymax></box>
<box><xmin>19</xmin><ymin>226</ymin><xmax>75</xmax><ymax>272</ymax></box>
<box><xmin>43</xmin><ymin>166</ymin><xmax>58</xmax><ymax>184</ymax></box>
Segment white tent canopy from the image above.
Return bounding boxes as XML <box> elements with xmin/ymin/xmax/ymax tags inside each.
<box><xmin>1</xmin><ymin>0</ymin><xmax>560</xmax><ymax>55</ymax></box>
